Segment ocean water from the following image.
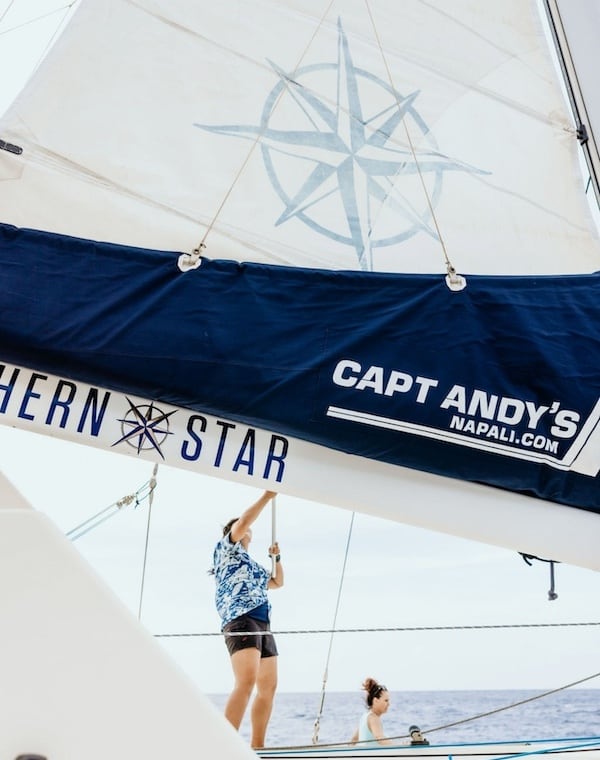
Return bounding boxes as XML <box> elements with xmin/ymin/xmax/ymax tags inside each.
<box><xmin>209</xmin><ymin>689</ymin><xmax>600</xmax><ymax>748</ymax></box>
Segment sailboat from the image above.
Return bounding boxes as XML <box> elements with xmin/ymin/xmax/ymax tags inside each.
<box><xmin>0</xmin><ymin>0</ymin><xmax>599</xmax><ymax>757</ymax></box>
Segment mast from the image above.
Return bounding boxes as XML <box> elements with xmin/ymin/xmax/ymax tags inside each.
<box><xmin>542</xmin><ymin>0</ymin><xmax>600</xmax><ymax>213</ymax></box>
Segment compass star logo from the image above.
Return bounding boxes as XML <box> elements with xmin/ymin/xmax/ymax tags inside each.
<box><xmin>112</xmin><ymin>398</ymin><xmax>175</xmax><ymax>459</ymax></box>
<box><xmin>196</xmin><ymin>19</ymin><xmax>487</xmax><ymax>271</ymax></box>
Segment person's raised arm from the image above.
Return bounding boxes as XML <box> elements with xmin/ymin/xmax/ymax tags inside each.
<box><xmin>230</xmin><ymin>490</ymin><xmax>277</xmax><ymax>543</ymax></box>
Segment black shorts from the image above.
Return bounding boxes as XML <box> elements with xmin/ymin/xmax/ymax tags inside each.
<box><xmin>223</xmin><ymin>613</ymin><xmax>278</xmax><ymax>658</ymax></box>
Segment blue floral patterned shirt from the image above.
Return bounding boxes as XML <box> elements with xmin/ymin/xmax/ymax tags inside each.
<box><xmin>213</xmin><ymin>533</ymin><xmax>271</xmax><ymax>628</ymax></box>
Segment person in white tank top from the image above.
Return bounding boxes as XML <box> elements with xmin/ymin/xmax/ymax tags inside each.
<box><xmin>349</xmin><ymin>677</ymin><xmax>392</xmax><ymax>746</ymax></box>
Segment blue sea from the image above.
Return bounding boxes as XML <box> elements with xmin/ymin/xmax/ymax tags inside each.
<box><xmin>209</xmin><ymin>690</ymin><xmax>600</xmax><ymax>748</ymax></box>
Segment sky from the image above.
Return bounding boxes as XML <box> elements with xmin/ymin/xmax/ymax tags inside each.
<box><xmin>1</xmin><ymin>0</ymin><xmax>599</xmax><ymax>709</ymax></box>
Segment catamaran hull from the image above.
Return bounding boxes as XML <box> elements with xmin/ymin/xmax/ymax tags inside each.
<box><xmin>259</xmin><ymin>739</ymin><xmax>600</xmax><ymax>760</ymax></box>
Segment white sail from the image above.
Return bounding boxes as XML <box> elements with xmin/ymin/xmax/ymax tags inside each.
<box><xmin>1</xmin><ymin>0</ymin><xmax>598</xmax><ymax>273</ymax></box>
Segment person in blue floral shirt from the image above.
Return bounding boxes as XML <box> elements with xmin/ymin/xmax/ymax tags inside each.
<box><xmin>211</xmin><ymin>489</ymin><xmax>283</xmax><ymax>748</ymax></box>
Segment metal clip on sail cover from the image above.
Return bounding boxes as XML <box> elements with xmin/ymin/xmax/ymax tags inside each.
<box><xmin>445</xmin><ymin>264</ymin><xmax>467</xmax><ymax>292</ymax></box>
<box><xmin>178</xmin><ymin>242</ymin><xmax>205</xmax><ymax>272</ymax></box>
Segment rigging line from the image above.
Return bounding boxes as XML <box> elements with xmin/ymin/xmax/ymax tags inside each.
<box><xmin>66</xmin><ymin>475</ymin><xmax>156</xmax><ymax>541</ymax></box>
<box><xmin>363</xmin><ymin>0</ymin><xmax>453</xmax><ymax>275</ymax></box>
<box><xmin>0</xmin><ymin>5</ymin><xmax>59</xmax><ymax>34</ymax></box>
<box><xmin>405</xmin><ymin>670</ymin><xmax>600</xmax><ymax>740</ymax></box>
<box><xmin>0</xmin><ymin>2</ymin><xmax>76</xmax><ymax>37</ymax></box>
<box><xmin>0</xmin><ymin>0</ymin><xmax>16</xmax><ymax>25</ymax></box>
<box><xmin>0</xmin><ymin>1</ymin><xmax>80</xmax><ymax>107</ymax></box>
<box><xmin>154</xmin><ymin>620</ymin><xmax>600</xmax><ymax>637</ymax></box>
<box><xmin>312</xmin><ymin>511</ymin><xmax>355</xmax><ymax>745</ymax></box>
<box><xmin>138</xmin><ymin>463</ymin><xmax>159</xmax><ymax>621</ymax></box>
<box><xmin>191</xmin><ymin>0</ymin><xmax>336</xmax><ymax>258</ymax></box>
<box><xmin>264</xmin><ymin>672</ymin><xmax>600</xmax><ymax>752</ymax></box>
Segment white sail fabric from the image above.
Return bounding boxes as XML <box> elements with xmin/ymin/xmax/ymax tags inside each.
<box><xmin>1</xmin><ymin>0</ymin><xmax>599</xmax><ymax>274</ymax></box>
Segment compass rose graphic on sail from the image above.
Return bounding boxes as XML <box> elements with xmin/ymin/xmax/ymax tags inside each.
<box><xmin>196</xmin><ymin>19</ymin><xmax>488</xmax><ymax>271</ymax></box>
<box><xmin>112</xmin><ymin>399</ymin><xmax>175</xmax><ymax>459</ymax></box>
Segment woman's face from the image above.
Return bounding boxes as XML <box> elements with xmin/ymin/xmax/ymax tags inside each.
<box><xmin>373</xmin><ymin>690</ymin><xmax>390</xmax><ymax>715</ymax></box>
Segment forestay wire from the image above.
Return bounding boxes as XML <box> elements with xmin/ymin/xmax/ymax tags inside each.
<box><xmin>312</xmin><ymin>511</ymin><xmax>355</xmax><ymax>745</ymax></box>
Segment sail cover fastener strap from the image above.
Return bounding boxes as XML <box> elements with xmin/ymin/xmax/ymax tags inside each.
<box><xmin>0</xmin><ymin>139</ymin><xmax>22</xmax><ymax>155</ymax></box>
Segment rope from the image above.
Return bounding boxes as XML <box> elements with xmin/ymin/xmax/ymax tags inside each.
<box><xmin>417</xmin><ymin>670</ymin><xmax>600</xmax><ymax>740</ymax></box>
<box><xmin>363</xmin><ymin>0</ymin><xmax>458</xmax><ymax>282</ymax></box>
<box><xmin>186</xmin><ymin>0</ymin><xmax>336</xmax><ymax>265</ymax></box>
<box><xmin>154</xmin><ymin>620</ymin><xmax>600</xmax><ymax>638</ymax></box>
<box><xmin>0</xmin><ymin>0</ymin><xmax>16</xmax><ymax>25</ymax></box>
<box><xmin>0</xmin><ymin>3</ymin><xmax>78</xmax><ymax>65</ymax></box>
<box><xmin>270</xmin><ymin>733</ymin><xmax>600</xmax><ymax>754</ymax></box>
<box><xmin>67</xmin><ymin>471</ymin><xmax>158</xmax><ymax>541</ymax></box>
<box><xmin>312</xmin><ymin>511</ymin><xmax>355</xmax><ymax>744</ymax></box>
<box><xmin>259</xmin><ymin>671</ymin><xmax>600</xmax><ymax>752</ymax></box>
<box><xmin>138</xmin><ymin>463</ymin><xmax>159</xmax><ymax>620</ymax></box>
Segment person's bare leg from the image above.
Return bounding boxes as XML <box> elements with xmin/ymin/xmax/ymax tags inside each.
<box><xmin>250</xmin><ymin>655</ymin><xmax>278</xmax><ymax>748</ymax></box>
<box><xmin>224</xmin><ymin>647</ymin><xmax>260</xmax><ymax>730</ymax></box>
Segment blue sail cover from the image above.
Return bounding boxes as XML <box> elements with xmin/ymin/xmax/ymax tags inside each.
<box><xmin>1</xmin><ymin>222</ymin><xmax>599</xmax><ymax>513</ymax></box>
